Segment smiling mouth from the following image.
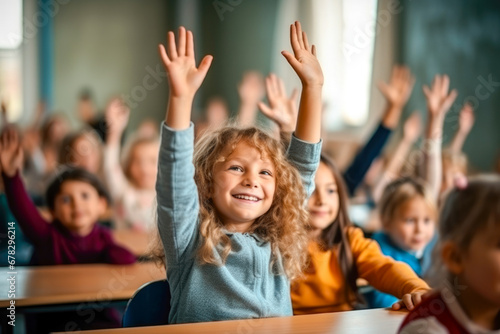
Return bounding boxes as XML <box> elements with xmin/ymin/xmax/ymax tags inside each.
<box><xmin>232</xmin><ymin>194</ymin><xmax>261</xmax><ymax>202</ymax></box>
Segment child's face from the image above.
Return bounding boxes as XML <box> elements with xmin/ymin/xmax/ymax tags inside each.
<box><xmin>456</xmin><ymin>224</ymin><xmax>500</xmax><ymax>307</ymax></box>
<box><xmin>212</xmin><ymin>141</ymin><xmax>276</xmax><ymax>232</ymax></box>
<box><xmin>385</xmin><ymin>197</ymin><xmax>435</xmax><ymax>252</ymax></box>
<box><xmin>70</xmin><ymin>136</ymin><xmax>101</xmax><ymax>174</ymax></box>
<box><xmin>307</xmin><ymin>162</ymin><xmax>340</xmax><ymax>234</ymax></box>
<box><xmin>128</xmin><ymin>142</ymin><xmax>159</xmax><ymax>189</ymax></box>
<box><xmin>52</xmin><ymin>180</ymin><xmax>106</xmax><ymax>236</ymax></box>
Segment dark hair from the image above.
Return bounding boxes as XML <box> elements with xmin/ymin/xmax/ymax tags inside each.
<box><xmin>439</xmin><ymin>174</ymin><xmax>500</xmax><ymax>249</ymax></box>
<box><xmin>45</xmin><ymin>167</ymin><xmax>111</xmax><ymax>211</ymax></box>
<box><xmin>58</xmin><ymin>129</ymin><xmax>102</xmax><ymax>166</ymax></box>
<box><xmin>317</xmin><ymin>154</ymin><xmax>363</xmax><ymax>307</ymax></box>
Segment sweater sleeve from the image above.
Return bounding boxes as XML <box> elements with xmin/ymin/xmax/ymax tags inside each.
<box><xmin>156</xmin><ymin>123</ymin><xmax>200</xmax><ymax>267</ymax></box>
<box><xmin>348</xmin><ymin>227</ymin><xmax>430</xmax><ymax>298</ymax></box>
<box><xmin>1</xmin><ymin>171</ymin><xmax>50</xmax><ymax>244</ymax></box>
<box><xmin>103</xmin><ymin>143</ymin><xmax>128</xmax><ymax>202</ymax></box>
<box><xmin>343</xmin><ymin>123</ymin><xmax>392</xmax><ymax>196</ymax></box>
<box><xmin>286</xmin><ymin>134</ymin><xmax>322</xmax><ymax>198</ymax></box>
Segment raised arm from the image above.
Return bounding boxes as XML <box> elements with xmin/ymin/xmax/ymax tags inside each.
<box><xmin>422</xmin><ymin>74</ymin><xmax>457</xmax><ymax>200</ymax></box>
<box><xmin>448</xmin><ymin>102</ymin><xmax>474</xmax><ymax>153</ymax></box>
<box><xmin>103</xmin><ymin>97</ymin><xmax>130</xmax><ymax>199</ymax></box>
<box><xmin>372</xmin><ymin>112</ymin><xmax>422</xmax><ymax>202</ymax></box>
<box><xmin>343</xmin><ymin>66</ymin><xmax>415</xmax><ymax>195</ymax></box>
<box><xmin>0</xmin><ymin>127</ymin><xmax>50</xmax><ymax>242</ymax></box>
<box><xmin>281</xmin><ymin>21</ymin><xmax>323</xmax><ymax>144</ymax></box>
<box><xmin>156</xmin><ymin>27</ymin><xmax>212</xmax><ymax>265</ymax></box>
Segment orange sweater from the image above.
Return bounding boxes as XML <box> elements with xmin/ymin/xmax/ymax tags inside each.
<box><xmin>291</xmin><ymin>227</ymin><xmax>430</xmax><ymax>315</ymax></box>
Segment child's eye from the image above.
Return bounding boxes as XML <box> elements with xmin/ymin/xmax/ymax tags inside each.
<box><xmin>81</xmin><ymin>192</ymin><xmax>89</xmax><ymax>199</ymax></box>
<box><xmin>327</xmin><ymin>188</ymin><xmax>337</xmax><ymax>194</ymax></box>
<box><xmin>405</xmin><ymin>218</ymin><xmax>415</xmax><ymax>223</ymax></box>
<box><xmin>228</xmin><ymin>166</ymin><xmax>243</xmax><ymax>172</ymax></box>
<box><xmin>260</xmin><ymin>170</ymin><xmax>273</xmax><ymax>176</ymax></box>
<box><xmin>60</xmin><ymin>195</ymin><xmax>71</xmax><ymax>204</ymax></box>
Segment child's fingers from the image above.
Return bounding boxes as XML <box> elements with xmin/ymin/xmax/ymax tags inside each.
<box><xmin>295</xmin><ymin>21</ymin><xmax>305</xmax><ymax>50</ymax></box>
<box><xmin>266</xmin><ymin>75</ymin><xmax>277</xmax><ymax>102</ymax></box>
<box><xmin>167</xmin><ymin>31</ymin><xmax>178</xmax><ymax>59</ymax></box>
<box><xmin>278</xmin><ymin>76</ymin><xmax>286</xmax><ymax>98</ymax></box>
<box><xmin>422</xmin><ymin>85</ymin><xmax>431</xmax><ymax>99</ymax></box>
<box><xmin>290</xmin><ymin>24</ymin><xmax>300</xmax><ymax>57</ymax></box>
<box><xmin>281</xmin><ymin>51</ymin><xmax>301</xmax><ymax>74</ymax></box>
<box><xmin>312</xmin><ymin>44</ymin><xmax>317</xmax><ymax>57</ymax></box>
<box><xmin>302</xmin><ymin>31</ymin><xmax>310</xmax><ymax>52</ymax></box>
<box><xmin>158</xmin><ymin>45</ymin><xmax>171</xmax><ymax>66</ymax></box>
<box><xmin>440</xmin><ymin>74</ymin><xmax>450</xmax><ymax>97</ymax></box>
<box><xmin>412</xmin><ymin>292</ymin><xmax>423</xmax><ymax>307</ymax></box>
<box><xmin>186</xmin><ymin>30</ymin><xmax>194</xmax><ymax>57</ymax></box>
<box><xmin>258</xmin><ymin>101</ymin><xmax>273</xmax><ymax>117</ymax></box>
<box><xmin>442</xmin><ymin>89</ymin><xmax>458</xmax><ymax>113</ymax></box>
<box><xmin>177</xmin><ymin>26</ymin><xmax>186</xmax><ymax>57</ymax></box>
<box><xmin>197</xmin><ymin>55</ymin><xmax>213</xmax><ymax>78</ymax></box>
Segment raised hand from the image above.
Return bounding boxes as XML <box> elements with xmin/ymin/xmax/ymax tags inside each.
<box><xmin>105</xmin><ymin>97</ymin><xmax>130</xmax><ymax>143</ymax></box>
<box><xmin>237</xmin><ymin>71</ymin><xmax>265</xmax><ymax>127</ymax></box>
<box><xmin>458</xmin><ymin>102</ymin><xmax>475</xmax><ymax>135</ymax></box>
<box><xmin>258</xmin><ymin>74</ymin><xmax>299</xmax><ymax>133</ymax></box>
<box><xmin>282</xmin><ymin>21</ymin><xmax>323</xmax><ymax>143</ymax></box>
<box><xmin>403</xmin><ymin>112</ymin><xmax>422</xmax><ymax>143</ymax></box>
<box><xmin>159</xmin><ymin>26</ymin><xmax>213</xmax><ymax>130</ymax></box>
<box><xmin>378</xmin><ymin>65</ymin><xmax>415</xmax><ymax>110</ymax></box>
<box><xmin>159</xmin><ymin>27</ymin><xmax>212</xmax><ymax>99</ymax></box>
<box><xmin>0</xmin><ymin>127</ymin><xmax>24</xmax><ymax>177</ymax></box>
<box><xmin>281</xmin><ymin>21</ymin><xmax>323</xmax><ymax>87</ymax></box>
<box><xmin>423</xmin><ymin>74</ymin><xmax>458</xmax><ymax>119</ymax></box>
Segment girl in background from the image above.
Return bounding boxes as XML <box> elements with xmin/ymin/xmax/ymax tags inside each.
<box><xmin>399</xmin><ymin>175</ymin><xmax>500</xmax><ymax>333</ymax></box>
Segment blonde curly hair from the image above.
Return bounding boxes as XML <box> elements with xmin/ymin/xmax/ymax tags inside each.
<box><xmin>151</xmin><ymin>125</ymin><xmax>310</xmax><ymax>280</ymax></box>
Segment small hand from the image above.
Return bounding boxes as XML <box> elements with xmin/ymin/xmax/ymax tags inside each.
<box><xmin>391</xmin><ymin>289</ymin><xmax>430</xmax><ymax>311</ymax></box>
<box><xmin>281</xmin><ymin>21</ymin><xmax>323</xmax><ymax>87</ymax></box>
<box><xmin>0</xmin><ymin>126</ymin><xmax>24</xmax><ymax>177</ymax></box>
<box><xmin>258</xmin><ymin>74</ymin><xmax>299</xmax><ymax>133</ymax></box>
<box><xmin>458</xmin><ymin>102</ymin><xmax>475</xmax><ymax>135</ymax></box>
<box><xmin>403</xmin><ymin>112</ymin><xmax>422</xmax><ymax>143</ymax></box>
<box><xmin>423</xmin><ymin>74</ymin><xmax>458</xmax><ymax>119</ymax></box>
<box><xmin>105</xmin><ymin>97</ymin><xmax>130</xmax><ymax>139</ymax></box>
<box><xmin>238</xmin><ymin>71</ymin><xmax>265</xmax><ymax>104</ymax></box>
<box><xmin>158</xmin><ymin>26</ymin><xmax>213</xmax><ymax>99</ymax></box>
<box><xmin>378</xmin><ymin>65</ymin><xmax>415</xmax><ymax>110</ymax></box>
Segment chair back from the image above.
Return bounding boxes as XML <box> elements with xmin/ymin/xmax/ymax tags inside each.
<box><xmin>122</xmin><ymin>279</ymin><xmax>171</xmax><ymax>327</ymax></box>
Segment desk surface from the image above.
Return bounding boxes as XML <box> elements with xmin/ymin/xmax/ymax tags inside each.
<box><xmin>112</xmin><ymin>230</ymin><xmax>151</xmax><ymax>256</ymax></box>
<box><xmin>57</xmin><ymin>308</ymin><xmax>406</xmax><ymax>334</ymax></box>
<box><xmin>0</xmin><ymin>262</ymin><xmax>165</xmax><ymax>308</ymax></box>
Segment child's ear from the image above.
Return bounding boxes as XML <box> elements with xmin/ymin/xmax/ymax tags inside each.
<box><xmin>441</xmin><ymin>241</ymin><xmax>464</xmax><ymax>275</ymax></box>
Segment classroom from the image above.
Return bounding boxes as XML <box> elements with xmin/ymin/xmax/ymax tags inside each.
<box><xmin>0</xmin><ymin>0</ymin><xmax>499</xmax><ymax>333</ymax></box>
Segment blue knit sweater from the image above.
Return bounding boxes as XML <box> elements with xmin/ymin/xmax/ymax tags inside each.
<box><xmin>156</xmin><ymin>123</ymin><xmax>321</xmax><ymax>324</ymax></box>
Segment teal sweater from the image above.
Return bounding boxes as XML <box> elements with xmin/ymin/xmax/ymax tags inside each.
<box><xmin>156</xmin><ymin>123</ymin><xmax>321</xmax><ymax>324</ymax></box>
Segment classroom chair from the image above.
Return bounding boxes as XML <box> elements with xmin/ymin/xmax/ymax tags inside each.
<box><xmin>122</xmin><ymin>279</ymin><xmax>171</xmax><ymax>327</ymax></box>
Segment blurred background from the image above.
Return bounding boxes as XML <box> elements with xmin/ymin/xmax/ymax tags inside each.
<box><xmin>0</xmin><ymin>0</ymin><xmax>499</xmax><ymax>171</ymax></box>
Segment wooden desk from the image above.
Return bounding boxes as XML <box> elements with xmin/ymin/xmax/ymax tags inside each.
<box><xmin>112</xmin><ymin>230</ymin><xmax>151</xmax><ymax>257</ymax></box>
<box><xmin>56</xmin><ymin>309</ymin><xmax>406</xmax><ymax>334</ymax></box>
<box><xmin>0</xmin><ymin>262</ymin><xmax>165</xmax><ymax>308</ymax></box>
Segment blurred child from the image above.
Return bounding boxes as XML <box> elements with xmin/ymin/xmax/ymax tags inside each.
<box><xmin>0</xmin><ymin>127</ymin><xmax>135</xmax><ymax>265</ymax></box>
<box><xmin>399</xmin><ymin>175</ymin><xmax>500</xmax><ymax>333</ymax></box>
<box><xmin>154</xmin><ymin>22</ymin><xmax>322</xmax><ymax>323</ymax></box>
<box><xmin>104</xmin><ymin>97</ymin><xmax>158</xmax><ymax>231</ymax></box>
<box><xmin>194</xmin><ymin>96</ymin><xmax>229</xmax><ymax>140</ymax></box>
<box><xmin>366</xmin><ymin>177</ymin><xmax>437</xmax><ymax>307</ymax></box>
<box><xmin>291</xmin><ymin>155</ymin><xmax>430</xmax><ymax>314</ymax></box>
<box><xmin>58</xmin><ymin>128</ymin><xmax>104</xmax><ymax>179</ymax></box>
<box><xmin>440</xmin><ymin>103</ymin><xmax>474</xmax><ymax>196</ymax></box>
<box><xmin>237</xmin><ymin>71</ymin><xmax>265</xmax><ymax>127</ymax></box>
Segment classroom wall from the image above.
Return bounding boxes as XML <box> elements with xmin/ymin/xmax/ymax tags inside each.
<box><xmin>398</xmin><ymin>0</ymin><xmax>500</xmax><ymax>171</ymax></box>
<box><xmin>53</xmin><ymin>0</ymin><xmax>168</xmax><ymax>129</ymax></box>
